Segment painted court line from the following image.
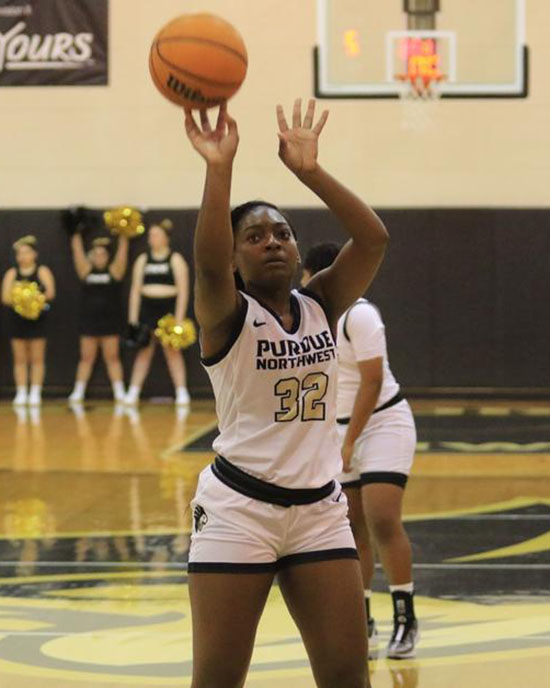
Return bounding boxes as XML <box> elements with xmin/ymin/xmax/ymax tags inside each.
<box><xmin>0</xmin><ymin>562</ymin><xmax>549</xmax><ymax>571</ymax></box>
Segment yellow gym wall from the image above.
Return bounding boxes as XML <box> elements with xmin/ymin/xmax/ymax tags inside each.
<box><xmin>0</xmin><ymin>0</ymin><xmax>548</xmax><ymax>209</ymax></box>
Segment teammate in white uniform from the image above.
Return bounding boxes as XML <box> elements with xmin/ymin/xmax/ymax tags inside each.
<box><xmin>183</xmin><ymin>99</ymin><xmax>388</xmax><ymax>688</ymax></box>
<box><xmin>302</xmin><ymin>242</ymin><xmax>418</xmax><ymax>660</ymax></box>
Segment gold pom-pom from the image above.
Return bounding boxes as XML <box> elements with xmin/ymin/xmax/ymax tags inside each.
<box><xmin>11</xmin><ymin>280</ymin><xmax>46</xmax><ymax>320</ymax></box>
<box><xmin>103</xmin><ymin>206</ymin><xmax>145</xmax><ymax>239</ymax></box>
<box><xmin>154</xmin><ymin>314</ymin><xmax>197</xmax><ymax>350</ymax></box>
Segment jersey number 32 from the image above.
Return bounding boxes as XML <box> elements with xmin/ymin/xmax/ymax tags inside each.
<box><xmin>274</xmin><ymin>373</ymin><xmax>328</xmax><ymax>422</ymax></box>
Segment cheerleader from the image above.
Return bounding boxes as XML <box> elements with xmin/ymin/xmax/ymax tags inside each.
<box><xmin>1</xmin><ymin>236</ymin><xmax>55</xmax><ymax>406</ymax></box>
<box><xmin>124</xmin><ymin>220</ymin><xmax>190</xmax><ymax>405</ymax></box>
<box><xmin>68</xmin><ymin>233</ymin><xmax>129</xmax><ymax>403</ymax></box>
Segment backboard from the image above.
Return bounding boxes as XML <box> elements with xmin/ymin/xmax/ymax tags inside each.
<box><xmin>315</xmin><ymin>0</ymin><xmax>528</xmax><ymax>99</ymax></box>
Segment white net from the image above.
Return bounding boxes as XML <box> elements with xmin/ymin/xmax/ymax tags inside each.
<box><xmin>398</xmin><ymin>79</ymin><xmax>442</xmax><ymax>132</ymax></box>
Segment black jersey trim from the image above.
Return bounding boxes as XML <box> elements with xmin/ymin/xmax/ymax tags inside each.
<box><xmin>276</xmin><ymin>548</ymin><xmax>359</xmax><ymax>570</ymax></box>
<box><xmin>360</xmin><ymin>472</ymin><xmax>408</xmax><ymax>488</ymax></box>
<box><xmin>336</xmin><ymin>392</ymin><xmax>404</xmax><ymax>424</ymax></box>
<box><xmin>188</xmin><ymin>561</ymin><xmax>277</xmax><ymax>574</ymax></box>
<box><xmin>243</xmin><ymin>291</ymin><xmax>302</xmax><ymax>334</ymax></box>
<box><xmin>211</xmin><ymin>456</ymin><xmax>335</xmax><ymax>508</ymax></box>
<box><xmin>340</xmin><ymin>479</ymin><xmax>362</xmax><ymax>490</ymax></box>
<box><xmin>201</xmin><ymin>296</ymin><xmax>249</xmax><ymax>367</ymax></box>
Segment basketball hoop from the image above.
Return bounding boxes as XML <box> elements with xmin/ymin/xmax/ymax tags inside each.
<box><xmin>386</xmin><ymin>30</ymin><xmax>455</xmax><ymax>131</ymax></box>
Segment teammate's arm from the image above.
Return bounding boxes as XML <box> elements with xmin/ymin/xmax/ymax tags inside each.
<box><xmin>109</xmin><ymin>235</ymin><xmax>129</xmax><ymax>281</ymax></box>
<box><xmin>128</xmin><ymin>253</ymin><xmax>146</xmax><ymax>325</ymax></box>
<box><xmin>341</xmin><ymin>357</ymin><xmax>383</xmax><ymax>472</ymax></box>
<box><xmin>277</xmin><ymin>98</ymin><xmax>388</xmax><ymax>322</ymax></box>
<box><xmin>1</xmin><ymin>268</ymin><xmax>16</xmax><ymax>305</ymax></box>
<box><xmin>71</xmin><ymin>233</ymin><xmax>92</xmax><ymax>280</ymax></box>
<box><xmin>184</xmin><ymin>104</ymin><xmax>241</xmax><ymax>359</ymax></box>
<box><xmin>171</xmin><ymin>253</ymin><xmax>189</xmax><ymax>322</ymax></box>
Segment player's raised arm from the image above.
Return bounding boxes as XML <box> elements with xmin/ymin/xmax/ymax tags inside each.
<box><xmin>184</xmin><ymin>104</ymin><xmax>242</xmax><ymax>354</ymax></box>
<box><xmin>277</xmin><ymin>98</ymin><xmax>389</xmax><ymax>322</ymax></box>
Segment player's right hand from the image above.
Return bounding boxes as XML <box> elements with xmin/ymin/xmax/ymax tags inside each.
<box><xmin>184</xmin><ymin>103</ymin><xmax>239</xmax><ymax>165</ymax></box>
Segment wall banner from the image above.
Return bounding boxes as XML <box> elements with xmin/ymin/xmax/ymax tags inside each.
<box><xmin>0</xmin><ymin>1</ymin><xmax>108</xmax><ymax>86</ymax></box>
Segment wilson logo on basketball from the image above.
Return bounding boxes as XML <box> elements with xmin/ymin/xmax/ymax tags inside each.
<box><xmin>0</xmin><ymin>21</ymin><xmax>94</xmax><ymax>72</ymax></box>
<box><xmin>166</xmin><ymin>73</ymin><xmax>221</xmax><ymax>107</ymax></box>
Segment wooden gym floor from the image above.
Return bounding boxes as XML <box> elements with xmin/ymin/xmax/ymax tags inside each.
<box><xmin>0</xmin><ymin>399</ymin><xmax>549</xmax><ymax>687</ymax></box>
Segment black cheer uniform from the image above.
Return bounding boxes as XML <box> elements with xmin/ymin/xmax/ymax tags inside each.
<box><xmin>7</xmin><ymin>266</ymin><xmax>49</xmax><ymax>340</ymax></box>
<box><xmin>79</xmin><ymin>268</ymin><xmax>123</xmax><ymax>337</ymax></box>
<box><xmin>139</xmin><ymin>251</ymin><xmax>177</xmax><ymax>330</ymax></box>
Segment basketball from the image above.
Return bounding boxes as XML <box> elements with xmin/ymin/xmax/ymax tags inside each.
<box><xmin>149</xmin><ymin>13</ymin><xmax>248</xmax><ymax>109</ymax></box>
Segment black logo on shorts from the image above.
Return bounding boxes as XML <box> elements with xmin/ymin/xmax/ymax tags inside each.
<box><xmin>253</xmin><ymin>319</ymin><xmax>267</xmax><ymax>327</ymax></box>
<box><xmin>193</xmin><ymin>505</ymin><xmax>208</xmax><ymax>533</ymax></box>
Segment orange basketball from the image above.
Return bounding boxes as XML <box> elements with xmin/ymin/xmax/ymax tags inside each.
<box><xmin>149</xmin><ymin>13</ymin><xmax>248</xmax><ymax>109</ymax></box>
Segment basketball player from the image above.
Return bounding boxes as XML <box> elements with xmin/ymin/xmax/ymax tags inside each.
<box><xmin>68</xmin><ymin>233</ymin><xmax>128</xmax><ymax>403</ymax></box>
<box><xmin>183</xmin><ymin>98</ymin><xmax>388</xmax><ymax>688</ymax></box>
<box><xmin>302</xmin><ymin>242</ymin><xmax>418</xmax><ymax>659</ymax></box>
<box><xmin>1</xmin><ymin>236</ymin><xmax>55</xmax><ymax>406</ymax></box>
<box><xmin>124</xmin><ymin>220</ymin><xmax>190</xmax><ymax>406</ymax></box>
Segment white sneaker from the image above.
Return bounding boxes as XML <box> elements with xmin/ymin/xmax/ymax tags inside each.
<box><xmin>13</xmin><ymin>388</ymin><xmax>28</xmax><ymax>406</ymax></box>
<box><xmin>28</xmin><ymin>388</ymin><xmax>42</xmax><ymax>406</ymax></box>
<box><xmin>68</xmin><ymin>389</ymin><xmax>84</xmax><ymax>403</ymax></box>
<box><xmin>387</xmin><ymin>618</ymin><xmax>419</xmax><ymax>660</ymax></box>
<box><xmin>175</xmin><ymin>387</ymin><xmax>191</xmax><ymax>406</ymax></box>
<box><xmin>124</xmin><ymin>387</ymin><xmax>140</xmax><ymax>405</ymax></box>
<box><xmin>113</xmin><ymin>388</ymin><xmax>126</xmax><ymax>404</ymax></box>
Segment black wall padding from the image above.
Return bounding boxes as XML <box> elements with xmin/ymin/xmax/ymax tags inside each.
<box><xmin>1</xmin><ymin>208</ymin><xmax>549</xmax><ymax>396</ymax></box>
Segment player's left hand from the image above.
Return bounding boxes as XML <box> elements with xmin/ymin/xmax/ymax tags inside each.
<box><xmin>276</xmin><ymin>98</ymin><xmax>328</xmax><ymax>175</ymax></box>
<box><xmin>341</xmin><ymin>441</ymin><xmax>354</xmax><ymax>473</ymax></box>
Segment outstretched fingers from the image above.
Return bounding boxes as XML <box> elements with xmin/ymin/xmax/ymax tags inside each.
<box><xmin>215</xmin><ymin>102</ymin><xmax>227</xmax><ymax>134</ymax></box>
<box><xmin>312</xmin><ymin>108</ymin><xmax>329</xmax><ymax>135</ymax></box>
<box><xmin>292</xmin><ymin>97</ymin><xmax>302</xmax><ymax>128</ymax></box>
<box><xmin>302</xmin><ymin>98</ymin><xmax>316</xmax><ymax>129</ymax></box>
<box><xmin>200</xmin><ymin>109</ymin><xmax>212</xmax><ymax>133</ymax></box>
<box><xmin>184</xmin><ymin>108</ymin><xmax>200</xmax><ymax>139</ymax></box>
<box><xmin>225</xmin><ymin>111</ymin><xmax>239</xmax><ymax>139</ymax></box>
<box><xmin>276</xmin><ymin>104</ymin><xmax>289</xmax><ymax>133</ymax></box>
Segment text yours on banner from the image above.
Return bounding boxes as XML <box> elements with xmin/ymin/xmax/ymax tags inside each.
<box><xmin>0</xmin><ymin>0</ymin><xmax>108</xmax><ymax>86</ymax></box>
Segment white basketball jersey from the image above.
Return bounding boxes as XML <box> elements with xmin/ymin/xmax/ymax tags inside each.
<box><xmin>203</xmin><ymin>290</ymin><xmax>341</xmax><ymax>488</ymax></box>
<box><xmin>337</xmin><ymin>299</ymin><xmax>400</xmax><ymax>419</ymax></box>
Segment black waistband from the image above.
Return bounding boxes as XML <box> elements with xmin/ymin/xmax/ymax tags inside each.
<box><xmin>211</xmin><ymin>456</ymin><xmax>335</xmax><ymax>508</ymax></box>
<box><xmin>337</xmin><ymin>392</ymin><xmax>404</xmax><ymax>425</ymax></box>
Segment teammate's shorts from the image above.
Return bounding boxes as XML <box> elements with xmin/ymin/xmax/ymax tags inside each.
<box><xmin>337</xmin><ymin>400</ymin><xmax>416</xmax><ymax>489</ymax></box>
<box><xmin>188</xmin><ymin>465</ymin><xmax>358</xmax><ymax>573</ymax></box>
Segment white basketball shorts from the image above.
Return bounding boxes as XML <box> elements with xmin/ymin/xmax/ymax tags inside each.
<box><xmin>188</xmin><ymin>465</ymin><xmax>358</xmax><ymax>573</ymax></box>
<box><xmin>336</xmin><ymin>400</ymin><xmax>416</xmax><ymax>489</ymax></box>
